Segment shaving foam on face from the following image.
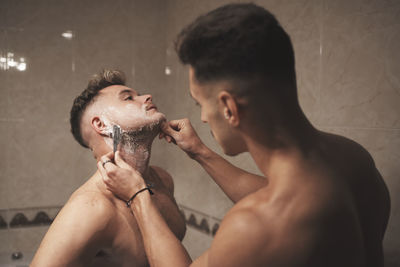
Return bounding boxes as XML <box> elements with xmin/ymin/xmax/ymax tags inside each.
<box><xmin>97</xmin><ymin>104</ymin><xmax>167</xmax><ymax>174</ymax></box>
<box><xmin>100</xmin><ymin>116</ymin><xmax>116</xmax><ymax>149</ymax></box>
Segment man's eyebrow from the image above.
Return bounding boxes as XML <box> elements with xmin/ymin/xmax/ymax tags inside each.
<box><xmin>119</xmin><ymin>89</ymin><xmax>135</xmax><ymax>95</ymax></box>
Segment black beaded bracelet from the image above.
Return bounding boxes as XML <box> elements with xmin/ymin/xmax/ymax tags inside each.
<box><xmin>126</xmin><ymin>187</ymin><xmax>154</xmax><ymax>207</ymax></box>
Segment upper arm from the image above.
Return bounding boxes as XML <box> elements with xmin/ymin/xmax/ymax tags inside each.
<box><xmin>187</xmin><ymin>209</ymin><xmax>266</xmax><ymax>267</ymax></box>
<box><xmin>31</xmin><ymin>194</ymin><xmax>114</xmax><ymax>267</ymax></box>
<box><xmin>195</xmin><ymin>207</ymin><xmax>316</xmax><ymax>267</ymax></box>
<box><xmin>151</xmin><ymin>166</ymin><xmax>175</xmax><ymax>194</ymax></box>
<box><xmin>206</xmin><ymin>209</ymin><xmax>271</xmax><ymax>267</ymax></box>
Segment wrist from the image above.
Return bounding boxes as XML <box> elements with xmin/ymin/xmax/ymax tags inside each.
<box><xmin>126</xmin><ymin>187</ymin><xmax>154</xmax><ymax>208</ymax></box>
<box><xmin>192</xmin><ymin>144</ymin><xmax>213</xmax><ymax>162</ymax></box>
<box><xmin>125</xmin><ymin>181</ymin><xmax>147</xmax><ymax>201</ymax></box>
<box><xmin>130</xmin><ymin>189</ymin><xmax>153</xmax><ymax>213</ymax></box>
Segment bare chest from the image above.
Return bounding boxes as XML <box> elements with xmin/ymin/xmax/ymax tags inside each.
<box><xmin>92</xmin><ymin>184</ymin><xmax>186</xmax><ymax>266</ymax></box>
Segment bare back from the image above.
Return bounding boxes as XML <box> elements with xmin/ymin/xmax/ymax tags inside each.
<box><xmin>316</xmin><ymin>132</ymin><xmax>390</xmax><ymax>266</ymax></box>
<box><xmin>32</xmin><ymin>166</ymin><xmax>186</xmax><ymax>267</ymax></box>
<box><xmin>207</xmin><ymin>132</ymin><xmax>390</xmax><ymax>267</ymax></box>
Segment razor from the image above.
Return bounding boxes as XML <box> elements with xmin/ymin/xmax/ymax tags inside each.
<box><xmin>112</xmin><ymin>125</ymin><xmax>122</xmax><ymax>153</ymax></box>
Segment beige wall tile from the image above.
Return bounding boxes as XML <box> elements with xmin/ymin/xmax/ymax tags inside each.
<box><xmin>182</xmin><ymin>227</ymin><xmax>214</xmax><ymax>259</ymax></box>
<box><xmin>2</xmin><ymin>0</ymin><xmax>73</xmax><ymax>29</ymax></box>
<box><xmin>0</xmin><ymin>123</ymin><xmax>11</xmax><ymax>210</ymax></box>
<box><xmin>8</xmin><ymin>227</ymin><xmax>49</xmax><ymax>260</ymax></box>
<box><xmin>319</xmin><ymin>0</ymin><xmax>400</xmax><ymax>128</ymax></box>
<box><xmin>4</xmin><ymin>120</ymin><xmax>94</xmax><ymax>208</ymax></box>
<box><xmin>69</xmin><ymin>0</ymin><xmax>134</xmax><ymax>87</ymax></box>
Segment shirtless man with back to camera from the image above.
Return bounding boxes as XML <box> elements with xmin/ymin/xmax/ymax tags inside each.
<box><xmin>98</xmin><ymin>4</ymin><xmax>391</xmax><ymax>267</ymax></box>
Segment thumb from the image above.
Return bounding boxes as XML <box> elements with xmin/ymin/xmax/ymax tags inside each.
<box><xmin>114</xmin><ymin>151</ymin><xmax>133</xmax><ymax>169</ymax></box>
<box><xmin>105</xmin><ymin>151</ymin><xmax>114</xmax><ymax>161</ymax></box>
<box><xmin>161</xmin><ymin>121</ymin><xmax>179</xmax><ymax>139</ymax></box>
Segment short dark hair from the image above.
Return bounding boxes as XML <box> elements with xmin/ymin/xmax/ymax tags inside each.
<box><xmin>175</xmin><ymin>3</ymin><xmax>296</xmax><ymax>98</ymax></box>
<box><xmin>70</xmin><ymin>70</ymin><xmax>126</xmax><ymax>148</ymax></box>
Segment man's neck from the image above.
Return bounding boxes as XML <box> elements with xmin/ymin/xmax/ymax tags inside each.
<box><xmin>119</xmin><ymin>134</ymin><xmax>153</xmax><ymax>175</ymax></box>
<box><xmin>118</xmin><ymin>125</ymin><xmax>161</xmax><ymax>176</ymax></box>
<box><xmin>94</xmin><ymin>125</ymin><xmax>160</xmax><ymax>177</ymax></box>
<box><xmin>243</xmin><ymin>116</ymin><xmax>319</xmax><ymax>182</ymax></box>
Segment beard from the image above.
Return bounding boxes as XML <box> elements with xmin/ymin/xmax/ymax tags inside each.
<box><xmin>121</xmin><ymin>112</ymin><xmax>166</xmax><ymax>146</ymax></box>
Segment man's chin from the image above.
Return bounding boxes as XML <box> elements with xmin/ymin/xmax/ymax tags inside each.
<box><xmin>152</xmin><ymin>112</ymin><xmax>166</xmax><ymax>128</ymax></box>
<box><xmin>157</xmin><ymin>112</ymin><xmax>167</xmax><ymax>123</ymax></box>
<box><xmin>123</xmin><ymin>112</ymin><xmax>166</xmax><ymax>133</ymax></box>
<box><xmin>143</xmin><ymin>112</ymin><xmax>166</xmax><ymax>132</ymax></box>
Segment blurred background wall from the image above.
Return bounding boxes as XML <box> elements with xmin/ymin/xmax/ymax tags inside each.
<box><xmin>0</xmin><ymin>0</ymin><xmax>399</xmax><ymax>266</ymax></box>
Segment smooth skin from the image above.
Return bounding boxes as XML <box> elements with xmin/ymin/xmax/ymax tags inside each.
<box><xmin>31</xmin><ymin>166</ymin><xmax>185</xmax><ymax>267</ymax></box>
<box><xmin>98</xmin><ymin>67</ymin><xmax>390</xmax><ymax>267</ymax></box>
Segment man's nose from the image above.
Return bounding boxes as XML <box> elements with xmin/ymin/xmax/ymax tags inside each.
<box><xmin>142</xmin><ymin>94</ymin><xmax>152</xmax><ymax>103</ymax></box>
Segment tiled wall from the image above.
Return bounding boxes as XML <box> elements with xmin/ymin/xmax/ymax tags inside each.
<box><xmin>0</xmin><ymin>0</ymin><xmax>399</xmax><ymax>266</ymax></box>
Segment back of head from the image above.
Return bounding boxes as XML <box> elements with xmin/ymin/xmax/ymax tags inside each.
<box><xmin>70</xmin><ymin>70</ymin><xmax>126</xmax><ymax>148</ymax></box>
<box><xmin>175</xmin><ymin>3</ymin><xmax>297</xmax><ymax>104</ymax></box>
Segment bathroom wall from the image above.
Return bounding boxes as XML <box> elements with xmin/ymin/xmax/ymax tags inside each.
<box><xmin>0</xmin><ymin>0</ymin><xmax>399</xmax><ymax>266</ymax></box>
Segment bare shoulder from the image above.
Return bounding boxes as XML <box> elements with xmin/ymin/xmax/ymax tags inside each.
<box><xmin>207</xmin><ymin>192</ymin><xmax>275</xmax><ymax>266</ymax></box>
<box><xmin>150</xmin><ymin>165</ymin><xmax>174</xmax><ymax>194</ymax></box>
<box><xmin>321</xmin><ymin>131</ymin><xmax>376</xmax><ymax>169</ymax></box>
<box><xmin>31</xmin><ymin>191</ymin><xmax>115</xmax><ymax>266</ymax></box>
<box><xmin>66</xmin><ymin>190</ymin><xmax>116</xmax><ymax>223</ymax></box>
<box><xmin>206</xmin><ymin>189</ymin><xmax>267</xmax><ymax>265</ymax></box>
<box><xmin>47</xmin><ymin>190</ymin><xmax>116</xmax><ymax>242</ymax></box>
<box><xmin>321</xmin><ymin>130</ymin><xmax>389</xmax><ymax>207</ymax></box>
<box><xmin>207</xmin><ymin>187</ymin><xmax>337</xmax><ymax>267</ymax></box>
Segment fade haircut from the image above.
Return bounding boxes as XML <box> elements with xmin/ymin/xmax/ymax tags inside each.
<box><xmin>70</xmin><ymin>70</ymin><xmax>126</xmax><ymax>148</ymax></box>
<box><xmin>175</xmin><ymin>3</ymin><xmax>297</xmax><ymax>101</ymax></box>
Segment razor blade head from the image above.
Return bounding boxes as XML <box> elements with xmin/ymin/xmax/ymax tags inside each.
<box><xmin>112</xmin><ymin>125</ymin><xmax>122</xmax><ymax>153</ymax></box>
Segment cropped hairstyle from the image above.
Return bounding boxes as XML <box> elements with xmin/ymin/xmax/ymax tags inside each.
<box><xmin>70</xmin><ymin>70</ymin><xmax>126</xmax><ymax>148</ymax></box>
<box><xmin>175</xmin><ymin>3</ymin><xmax>297</xmax><ymax>99</ymax></box>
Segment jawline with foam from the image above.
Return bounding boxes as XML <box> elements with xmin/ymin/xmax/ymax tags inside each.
<box><xmin>101</xmin><ymin>112</ymin><xmax>166</xmax><ymax>174</ymax></box>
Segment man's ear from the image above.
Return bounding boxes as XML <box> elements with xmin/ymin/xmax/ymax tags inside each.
<box><xmin>91</xmin><ymin>116</ymin><xmax>110</xmax><ymax>136</ymax></box>
<box><xmin>218</xmin><ymin>91</ymin><xmax>240</xmax><ymax>127</ymax></box>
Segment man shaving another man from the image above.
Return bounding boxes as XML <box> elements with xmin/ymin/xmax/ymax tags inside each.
<box><xmin>31</xmin><ymin>70</ymin><xmax>186</xmax><ymax>267</ymax></box>
<box><xmin>99</xmin><ymin>3</ymin><xmax>390</xmax><ymax>267</ymax></box>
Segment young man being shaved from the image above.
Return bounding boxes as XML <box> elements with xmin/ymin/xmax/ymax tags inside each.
<box><xmin>98</xmin><ymin>4</ymin><xmax>390</xmax><ymax>267</ymax></box>
<box><xmin>31</xmin><ymin>70</ymin><xmax>186</xmax><ymax>267</ymax></box>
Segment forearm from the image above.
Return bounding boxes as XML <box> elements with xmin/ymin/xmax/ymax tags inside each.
<box><xmin>194</xmin><ymin>146</ymin><xmax>268</xmax><ymax>203</ymax></box>
<box><xmin>132</xmin><ymin>191</ymin><xmax>192</xmax><ymax>267</ymax></box>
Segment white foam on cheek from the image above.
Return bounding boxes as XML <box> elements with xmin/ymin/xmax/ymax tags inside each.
<box><xmin>100</xmin><ymin>116</ymin><xmax>113</xmax><ymax>136</ymax></box>
<box><xmin>102</xmin><ymin>122</ymin><xmax>114</xmax><ymax>149</ymax></box>
<box><xmin>99</xmin><ymin>106</ymin><xmax>125</xmax><ymax>128</ymax></box>
<box><xmin>98</xmin><ymin>111</ymin><xmax>116</xmax><ymax>149</ymax></box>
<box><xmin>126</xmin><ymin>103</ymin><xmax>149</xmax><ymax>121</ymax></box>
<box><xmin>104</xmin><ymin>136</ymin><xmax>113</xmax><ymax>149</ymax></box>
